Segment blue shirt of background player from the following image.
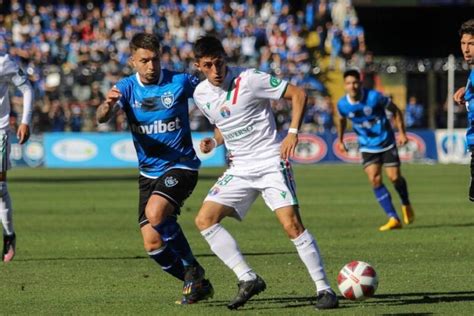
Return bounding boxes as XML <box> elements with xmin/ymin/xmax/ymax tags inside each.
<box><xmin>337</xmin><ymin>88</ymin><xmax>395</xmax><ymax>153</ymax></box>
<box><xmin>465</xmin><ymin>70</ymin><xmax>474</xmax><ymax>148</ymax></box>
<box><xmin>115</xmin><ymin>69</ymin><xmax>201</xmax><ymax>178</ymax></box>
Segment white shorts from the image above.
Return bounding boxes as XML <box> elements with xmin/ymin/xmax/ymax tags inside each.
<box><xmin>0</xmin><ymin>130</ymin><xmax>10</xmax><ymax>173</ymax></box>
<box><xmin>204</xmin><ymin>159</ymin><xmax>298</xmax><ymax>220</ymax></box>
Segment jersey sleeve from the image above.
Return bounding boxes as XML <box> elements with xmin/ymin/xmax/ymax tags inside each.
<box><xmin>375</xmin><ymin>91</ymin><xmax>390</xmax><ymax>108</ymax></box>
<box><xmin>193</xmin><ymin>87</ymin><xmax>216</xmax><ymax>125</ymax></box>
<box><xmin>3</xmin><ymin>57</ymin><xmax>28</xmax><ymax>87</ymax></box>
<box><xmin>114</xmin><ymin>78</ymin><xmax>131</xmax><ymax>109</ymax></box>
<box><xmin>183</xmin><ymin>73</ymin><xmax>201</xmax><ymax>98</ymax></box>
<box><xmin>246</xmin><ymin>69</ymin><xmax>288</xmax><ymax>100</ymax></box>
<box><xmin>337</xmin><ymin>99</ymin><xmax>346</xmax><ymax>117</ymax></box>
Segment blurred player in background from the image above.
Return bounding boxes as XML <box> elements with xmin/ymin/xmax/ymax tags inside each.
<box><xmin>96</xmin><ymin>33</ymin><xmax>213</xmax><ymax>304</ymax></box>
<box><xmin>0</xmin><ymin>54</ymin><xmax>33</xmax><ymax>262</ymax></box>
<box><xmin>337</xmin><ymin>69</ymin><xmax>414</xmax><ymax>231</ymax></box>
<box><xmin>453</xmin><ymin>19</ymin><xmax>474</xmax><ymax>201</ymax></box>
<box><xmin>192</xmin><ymin>36</ymin><xmax>339</xmax><ymax>311</ymax></box>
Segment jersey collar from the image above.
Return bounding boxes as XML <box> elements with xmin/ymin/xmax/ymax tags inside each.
<box><xmin>346</xmin><ymin>89</ymin><xmax>365</xmax><ymax>105</ymax></box>
<box><xmin>135</xmin><ymin>69</ymin><xmax>164</xmax><ymax>87</ymax></box>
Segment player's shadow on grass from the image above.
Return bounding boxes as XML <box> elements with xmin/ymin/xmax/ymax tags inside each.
<box><xmin>204</xmin><ymin>290</ymin><xmax>474</xmax><ymax>311</ymax></box>
<box><xmin>407</xmin><ymin>222</ymin><xmax>474</xmax><ymax>229</ymax></box>
<box><xmin>371</xmin><ymin>290</ymin><xmax>474</xmax><ymax>306</ymax></box>
<box><xmin>16</xmin><ymin>251</ymin><xmax>299</xmax><ymax>262</ymax></box>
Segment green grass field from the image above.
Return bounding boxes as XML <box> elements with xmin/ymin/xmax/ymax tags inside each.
<box><xmin>1</xmin><ymin>164</ymin><xmax>473</xmax><ymax>315</ymax></box>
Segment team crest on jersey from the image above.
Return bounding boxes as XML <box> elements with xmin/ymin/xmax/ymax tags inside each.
<box><xmin>220</xmin><ymin>106</ymin><xmax>231</xmax><ymax>118</ymax></box>
<box><xmin>208</xmin><ymin>186</ymin><xmax>220</xmax><ymax>196</ymax></box>
<box><xmin>270</xmin><ymin>76</ymin><xmax>282</xmax><ymax>87</ymax></box>
<box><xmin>161</xmin><ymin>91</ymin><xmax>175</xmax><ymax>108</ymax></box>
<box><xmin>363</xmin><ymin>106</ymin><xmax>372</xmax><ymax>116</ymax></box>
<box><xmin>348</xmin><ymin>112</ymin><xmax>355</xmax><ymax>118</ymax></box>
<box><xmin>164</xmin><ymin>176</ymin><xmax>178</xmax><ymax>187</ymax></box>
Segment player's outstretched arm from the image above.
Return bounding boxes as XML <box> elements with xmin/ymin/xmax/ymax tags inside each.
<box><xmin>387</xmin><ymin>101</ymin><xmax>408</xmax><ymax>146</ymax></box>
<box><xmin>97</xmin><ymin>86</ymin><xmax>121</xmax><ymax>123</ymax></box>
<box><xmin>337</xmin><ymin>117</ymin><xmax>348</xmax><ymax>152</ymax></box>
<box><xmin>280</xmin><ymin>84</ymin><xmax>307</xmax><ymax>159</ymax></box>
<box><xmin>16</xmin><ymin>80</ymin><xmax>33</xmax><ymax>144</ymax></box>
<box><xmin>200</xmin><ymin>127</ymin><xmax>223</xmax><ymax>154</ymax></box>
<box><xmin>454</xmin><ymin>87</ymin><xmax>466</xmax><ymax>105</ymax></box>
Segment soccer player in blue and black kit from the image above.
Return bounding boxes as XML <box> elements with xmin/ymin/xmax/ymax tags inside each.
<box><xmin>337</xmin><ymin>69</ymin><xmax>415</xmax><ymax>231</ymax></box>
<box><xmin>454</xmin><ymin>19</ymin><xmax>474</xmax><ymax>201</ymax></box>
<box><xmin>96</xmin><ymin>33</ymin><xmax>213</xmax><ymax>304</ymax></box>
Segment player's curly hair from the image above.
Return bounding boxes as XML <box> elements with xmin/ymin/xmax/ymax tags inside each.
<box><xmin>459</xmin><ymin>19</ymin><xmax>474</xmax><ymax>37</ymax></box>
<box><xmin>129</xmin><ymin>33</ymin><xmax>161</xmax><ymax>54</ymax></box>
<box><xmin>193</xmin><ymin>35</ymin><xmax>226</xmax><ymax>60</ymax></box>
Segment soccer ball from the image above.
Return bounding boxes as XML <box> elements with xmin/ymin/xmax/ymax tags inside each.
<box><xmin>337</xmin><ymin>261</ymin><xmax>378</xmax><ymax>300</ymax></box>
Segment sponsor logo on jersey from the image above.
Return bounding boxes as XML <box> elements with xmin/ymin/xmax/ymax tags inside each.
<box><xmin>270</xmin><ymin>76</ymin><xmax>282</xmax><ymax>87</ymax></box>
<box><xmin>205</xmin><ymin>102</ymin><xmax>211</xmax><ymax>110</ymax></box>
<box><xmin>161</xmin><ymin>91</ymin><xmax>175</xmax><ymax>108</ymax></box>
<box><xmin>363</xmin><ymin>106</ymin><xmax>372</xmax><ymax>116</ymax></box>
<box><xmin>332</xmin><ymin>133</ymin><xmax>361</xmax><ymax>163</ymax></box>
<box><xmin>164</xmin><ymin>176</ymin><xmax>178</xmax><ymax>187</ymax></box>
<box><xmin>222</xmin><ymin>125</ymin><xmax>254</xmax><ymax>141</ymax></box>
<box><xmin>130</xmin><ymin>117</ymin><xmax>181</xmax><ymax>134</ymax></box>
<box><xmin>397</xmin><ymin>132</ymin><xmax>426</xmax><ymax>162</ymax></box>
<box><xmin>208</xmin><ymin>186</ymin><xmax>220</xmax><ymax>196</ymax></box>
<box><xmin>291</xmin><ymin>134</ymin><xmax>328</xmax><ymax>164</ymax></box>
<box><xmin>220</xmin><ymin>106</ymin><xmax>231</xmax><ymax>118</ymax></box>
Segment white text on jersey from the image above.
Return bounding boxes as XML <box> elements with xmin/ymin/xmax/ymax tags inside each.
<box><xmin>131</xmin><ymin>117</ymin><xmax>181</xmax><ymax>134</ymax></box>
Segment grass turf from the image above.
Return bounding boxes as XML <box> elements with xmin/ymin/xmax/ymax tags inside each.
<box><xmin>1</xmin><ymin>164</ymin><xmax>473</xmax><ymax>315</ymax></box>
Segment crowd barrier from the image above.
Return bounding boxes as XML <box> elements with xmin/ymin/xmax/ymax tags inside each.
<box><xmin>9</xmin><ymin>130</ymin><xmax>470</xmax><ymax>168</ymax></box>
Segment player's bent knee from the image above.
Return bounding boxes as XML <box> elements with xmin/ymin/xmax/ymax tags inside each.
<box><xmin>143</xmin><ymin>238</ymin><xmax>163</xmax><ymax>252</ymax></box>
<box><xmin>195</xmin><ymin>212</ymin><xmax>218</xmax><ymax>231</ymax></box>
<box><xmin>282</xmin><ymin>221</ymin><xmax>305</xmax><ymax>239</ymax></box>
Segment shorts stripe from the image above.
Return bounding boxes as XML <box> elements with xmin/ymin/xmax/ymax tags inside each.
<box><xmin>152</xmin><ymin>190</ymin><xmax>179</xmax><ymax>207</ymax></box>
<box><xmin>0</xmin><ymin>131</ymin><xmax>8</xmax><ymax>173</ymax></box>
<box><xmin>281</xmin><ymin>160</ymin><xmax>298</xmax><ymax>204</ymax></box>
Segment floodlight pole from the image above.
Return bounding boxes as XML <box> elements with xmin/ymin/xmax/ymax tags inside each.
<box><xmin>447</xmin><ymin>54</ymin><xmax>455</xmax><ymax>163</ymax></box>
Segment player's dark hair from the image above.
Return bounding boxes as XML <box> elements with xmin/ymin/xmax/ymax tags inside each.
<box><xmin>459</xmin><ymin>19</ymin><xmax>474</xmax><ymax>37</ymax></box>
<box><xmin>343</xmin><ymin>69</ymin><xmax>361</xmax><ymax>80</ymax></box>
<box><xmin>193</xmin><ymin>35</ymin><xmax>226</xmax><ymax>60</ymax></box>
<box><xmin>129</xmin><ymin>33</ymin><xmax>161</xmax><ymax>54</ymax></box>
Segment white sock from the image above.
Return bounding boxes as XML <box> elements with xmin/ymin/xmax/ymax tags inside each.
<box><xmin>0</xmin><ymin>182</ymin><xmax>13</xmax><ymax>236</ymax></box>
<box><xmin>292</xmin><ymin>229</ymin><xmax>331</xmax><ymax>293</ymax></box>
<box><xmin>201</xmin><ymin>223</ymin><xmax>256</xmax><ymax>281</ymax></box>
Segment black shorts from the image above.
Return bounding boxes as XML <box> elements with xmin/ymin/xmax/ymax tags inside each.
<box><xmin>361</xmin><ymin>147</ymin><xmax>401</xmax><ymax>169</ymax></box>
<box><xmin>138</xmin><ymin>169</ymin><xmax>198</xmax><ymax>227</ymax></box>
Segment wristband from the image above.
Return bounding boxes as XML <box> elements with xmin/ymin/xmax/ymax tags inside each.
<box><xmin>210</xmin><ymin>137</ymin><xmax>218</xmax><ymax>148</ymax></box>
<box><xmin>288</xmin><ymin>128</ymin><xmax>298</xmax><ymax>134</ymax></box>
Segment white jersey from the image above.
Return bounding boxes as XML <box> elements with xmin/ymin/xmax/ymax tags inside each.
<box><xmin>0</xmin><ymin>54</ymin><xmax>31</xmax><ymax>129</ymax></box>
<box><xmin>193</xmin><ymin>67</ymin><xmax>288</xmax><ymax>173</ymax></box>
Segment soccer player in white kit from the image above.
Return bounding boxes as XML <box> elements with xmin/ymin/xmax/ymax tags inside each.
<box><xmin>192</xmin><ymin>36</ymin><xmax>338</xmax><ymax>310</ymax></box>
<box><xmin>0</xmin><ymin>54</ymin><xmax>33</xmax><ymax>262</ymax></box>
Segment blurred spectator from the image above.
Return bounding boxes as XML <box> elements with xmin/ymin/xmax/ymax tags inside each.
<box><xmin>404</xmin><ymin>96</ymin><xmax>425</xmax><ymax>129</ymax></box>
<box><xmin>3</xmin><ymin>0</ymin><xmax>366</xmax><ymax>133</ymax></box>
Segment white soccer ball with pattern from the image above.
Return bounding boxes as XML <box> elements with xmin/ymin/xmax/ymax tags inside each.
<box><xmin>337</xmin><ymin>261</ymin><xmax>378</xmax><ymax>300</ymax></box>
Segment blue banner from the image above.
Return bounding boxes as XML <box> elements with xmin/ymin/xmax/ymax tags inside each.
<box><xmin>10</xmin><ymin>133</ymin><xmax>44</xmax><ymax>168</ymax></box>
<box><xmin>44</xmin><ymin>132</ymin><xmax>226</xmax><ymax>168</ymax></box>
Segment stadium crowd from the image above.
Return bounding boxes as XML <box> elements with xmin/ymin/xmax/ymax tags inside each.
<box><xmin>2</xmin><ymin>0</ymin><xmax>368</xmax><ymax>133</ymax></box>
